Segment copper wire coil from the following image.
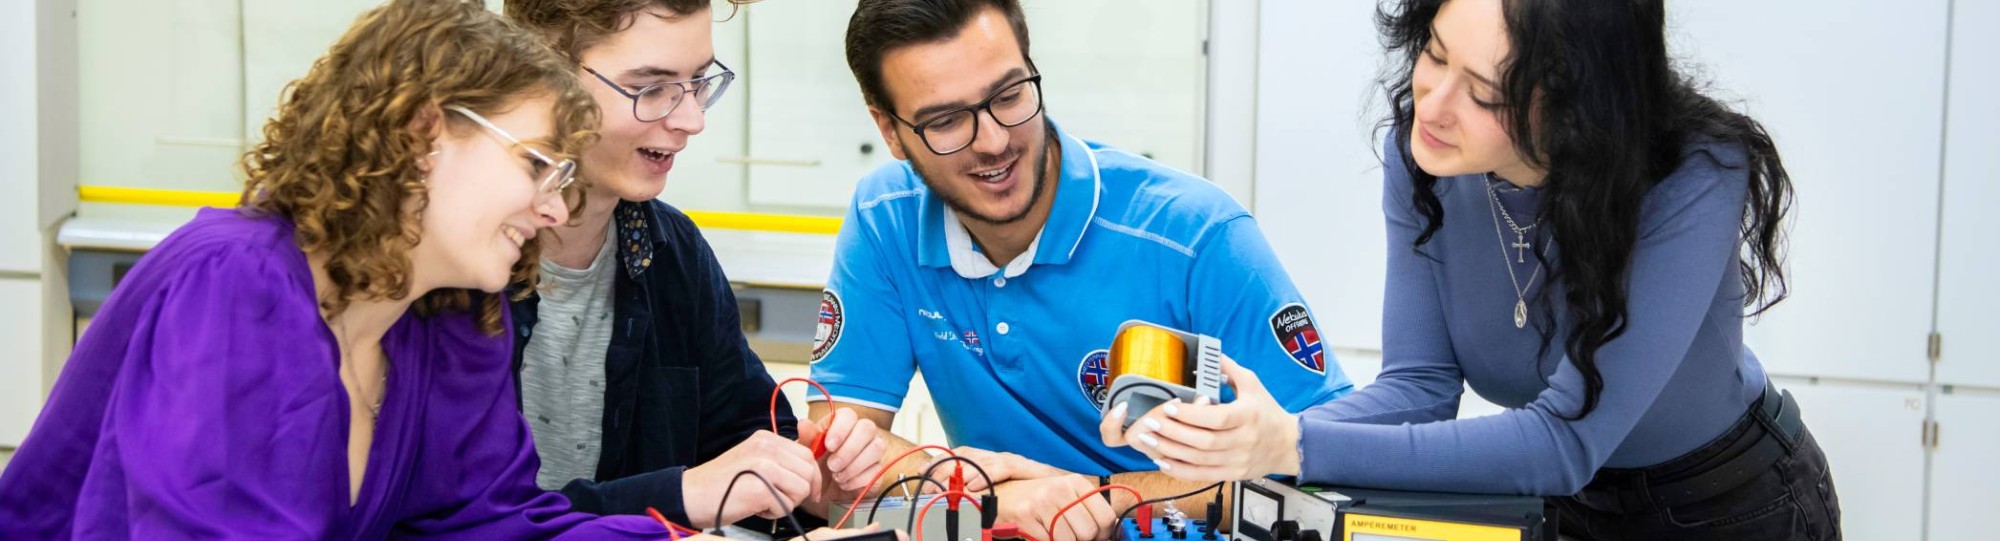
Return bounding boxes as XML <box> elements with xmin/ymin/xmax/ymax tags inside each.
<box><xmin>1109</xmin><ymin>325</ymin><xmax>1189</xmax><ymax>386</ymax></box>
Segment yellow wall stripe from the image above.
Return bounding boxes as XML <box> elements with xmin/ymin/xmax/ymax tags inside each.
<box><xmin>77</xmin><ymin>185</ymin><xmax>842</xmax><ymax>236</ymax></box>
<box><xmin>79</xmin><ymin>186</ymin><xmax>242</xmax><ymax>208</ymax></box>
<box><xmin>682</xmin><ymin>210</ymin><xmax>843</xmax><ymax>236</ymax></box>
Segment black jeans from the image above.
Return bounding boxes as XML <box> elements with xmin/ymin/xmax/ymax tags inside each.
<box><xmin>1551</xmin><ymin>383</ymin><xmax>1842</xmax><ymax>540</ymax></box>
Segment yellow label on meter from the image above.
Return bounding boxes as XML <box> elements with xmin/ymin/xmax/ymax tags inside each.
<box><xmin>1343</xmin><ymin>513</ymin><xmax>1522</xmax><ymax>541</ymax></box>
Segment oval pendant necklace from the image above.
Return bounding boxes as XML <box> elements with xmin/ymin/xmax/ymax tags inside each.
<box><xmin>1486</xmin><ymin>176</ymin><xmax>1542</xmax><ymax>329</ymax></box>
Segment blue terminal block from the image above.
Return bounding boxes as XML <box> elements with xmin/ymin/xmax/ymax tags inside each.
<box><xmin>1117</xmin><ymin>518</ymin><xmax>1216</xmax><ymax>541</ymax></box>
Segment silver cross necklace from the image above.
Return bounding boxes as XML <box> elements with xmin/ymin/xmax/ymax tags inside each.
<box><xmin>1485</xmin><ymin>175</ymin><xmax>1543</xmax><ymax>329</ymax></box>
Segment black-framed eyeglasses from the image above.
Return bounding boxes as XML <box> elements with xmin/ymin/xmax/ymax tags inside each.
<box><xmin>581</xmin><ymin>60</ymin><xmax>736</xmax><ymax>123</ymax></box>
<box><xmin>444</xmin><ymin>105</ymin><xmax>577</xmax><ymax>199</ymax></box>
<box><xmin>888</xmin><ymin>75</ymin><xmax>1044</xmax><ymax>156</ymax></box>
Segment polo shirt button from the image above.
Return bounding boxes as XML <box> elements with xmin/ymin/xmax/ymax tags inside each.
<box><xmin>997</xmin><ymin>322</ymin><xmax>1011</xmax><ymax>335</ymax></box>
<box><xmin>993</xmin><ymin>277</ymin><xmax>1007</xmax><ymax>288</ymax></box>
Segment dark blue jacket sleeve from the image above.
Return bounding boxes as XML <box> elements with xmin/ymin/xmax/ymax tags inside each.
<box><xmin>558</xmin><ymin>205</ymin><xmax>798</xmax><ymax>525</ymax></box>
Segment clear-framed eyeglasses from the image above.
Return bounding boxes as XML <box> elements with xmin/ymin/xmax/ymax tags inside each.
<box><xmin>443</xmin><ymin>105</ymin><xmax>577</xmax><ymax>198</ymax></box>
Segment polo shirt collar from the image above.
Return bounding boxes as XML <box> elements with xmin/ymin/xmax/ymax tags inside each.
<box><xmin>917</xmin><ymin>120</ymin><xmax>1102</xmax><ymax>277</ymax></box>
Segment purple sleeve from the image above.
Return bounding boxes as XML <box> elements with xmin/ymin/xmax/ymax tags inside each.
<box><xmin>109</xmin><ymin>247</ymin><xmax>347</xmax><ymax>539</ymax></box>
<box><xmin>394</xmin><ymin>301</ymin><xmax>666</xmax><ymax>540</ymax></box>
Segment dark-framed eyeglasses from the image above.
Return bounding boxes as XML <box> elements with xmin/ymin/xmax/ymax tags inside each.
<box><xmin>581</xmin><ymin>60</ymin><xmax>736</xmax><ymax>123</ymax></box>
<box><xmin>888</xmin><ymin>74</ymin><xmax>1044</xmax><ymax>156</ymax></box>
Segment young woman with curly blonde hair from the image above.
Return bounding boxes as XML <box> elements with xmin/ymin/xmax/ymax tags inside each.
<box><xmin>0</xmin><ymin>0</ymin><xmax>678</xmax><ymax>537</ymax></box>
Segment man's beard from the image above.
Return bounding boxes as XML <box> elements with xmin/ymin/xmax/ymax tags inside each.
<box><xmin>906</xmin><ymin>132</ymin><xmax>1051</xmax><ymax>226</ymax></box>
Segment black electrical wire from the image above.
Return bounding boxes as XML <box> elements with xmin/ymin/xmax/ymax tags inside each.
<box><xmin>863</xmin><ymin>475</ymin><xmax>951</xmax><ymax>525</ymax></box>
<box><xmin>714</xmin><ymin>469</ymin><xmax>813</xmax><ymax>541</ymax></box>
<box><xmin>916</xmin><ymin>455</ymin><xmax>1000</xmax><ymax>499</ymax></box>
<box><xmin>1116</xmin><ymin>481</ymin><xmax>1228</xmax><ymax>521</ymax></box>
<box><xmin>908</xmin><ymin>455</ymin><xmax>1001</xmax><ymax>540</ymax></box>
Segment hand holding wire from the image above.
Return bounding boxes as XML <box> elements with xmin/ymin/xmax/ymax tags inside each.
<box><xmin>808</xmin><ymin>407</ymin><xmax>890</xmax><ymax>492</ymax></box>
<box><xmin>683</xmin><ymin>431</ymin><xmax>822</xmax><ymax>527</ymax></box>
<box><xmin>921</xmin><ymin>447</ymin><xmax>1064</xmax><ymax>493</ymax></box>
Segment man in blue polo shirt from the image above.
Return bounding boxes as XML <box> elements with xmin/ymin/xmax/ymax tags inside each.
<box><xmin>808</xmin><ymin>1</ymin><xmax>1353</xmax><ymax>540</ymax></box>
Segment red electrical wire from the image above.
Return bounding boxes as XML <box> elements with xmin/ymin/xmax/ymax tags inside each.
<box><xmin>773</xmin><ymin>377</ymin><xmax>968</xmax><ymax>532</ymax></box>
<box><xmin>646</xmin><ymin>507</ymin><xmax>701</xmax><ymax>541</ymax></box>
<box><xmin>992</xmin><ymin>522</ymin><xmax>1044</xmax><ymax>541</ymax></box>
<box><xmin>1044</xmin><ymin>483</ymin><xmax>1145</xmax><ymax>541</ymax></box>
<box><xmin>913</xmin><ymin>490</ymin><xmax>985</xmax><ymax>541</ymax></box>
<box><xmin>830</xmin><ymin>444</ymin><xmax>958</xmax><ymax>529</ymax></box>
<box><xmin>771</xmin><ymin>377</ymin><xmax>839</xmax><ymax>458</ymax></box>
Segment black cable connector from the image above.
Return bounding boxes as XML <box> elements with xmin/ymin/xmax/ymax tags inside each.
<box><xmin>1272</xmin><ymin>520</ymin><xmax>1299</xmax><ymax>541</ymax></box>
<box><xmin>919</xmin><ymin>456</ymin><xmax>1000</xmax><ymax>499</ymax></box>
<box><xmin>1202</xmin><ymin>501</ymin><xmax>1222</xmax><ymax>540</ymax></box>
<box><xmin>947</xmin><ymin>505</ymin><xmax>961</xmax><ymax>541</ymax></box>
<box><xmin>981</xmin><ymin>494</ymin><xmax>999</xmax><ymax>529</ymax></box>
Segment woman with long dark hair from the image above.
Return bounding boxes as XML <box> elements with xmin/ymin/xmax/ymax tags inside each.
<box><xmin>1100</xmin><ymin>0</ymin><xmax>1841</xmax><ymax>538</ymax></box>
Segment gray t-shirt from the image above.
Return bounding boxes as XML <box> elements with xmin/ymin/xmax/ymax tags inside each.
<box><xmin>521</xmin><ymin>230</ymin><xmax>618</xmax><ymax>491</ymax></box>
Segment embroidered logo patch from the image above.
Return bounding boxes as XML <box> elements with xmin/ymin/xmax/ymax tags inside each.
<box><xmin>1076</xmin><ymin>349</ymin><xmax>1112</xmax><ymax>408</ymax></box>
<box><xmin>959</xmin><ymin>330</ymin><xmax>984</xmax><ymax>357</ymax></box>
<box><xmin>811</xmin><ymin>290</ymin><xmax>844</xmax><ymax>362</ymax></box>
<box><xmin>1269</xmin><ymin>303</ymin><xmax>1325</xmax><ymax>374</ymax></box>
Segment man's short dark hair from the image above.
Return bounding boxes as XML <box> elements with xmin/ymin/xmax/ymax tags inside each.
<box><xmin>845</xmin><ymin>0</ymin><xmax>1032</xmax><ymax>114</ymax></box>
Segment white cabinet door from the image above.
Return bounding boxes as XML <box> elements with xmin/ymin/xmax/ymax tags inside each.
<box><xmin>1672</xmin><ymin>1</ymin><xmax>1950</xmax><ymax>384</ymax></box>
<box><xmin>0</xmin><ymin>278</ymin><xmax>46</xmax><ymax>446</ymax></box>
<box><xmin>743</xmin><ymin>0</ymin><xmax>1207</xmax><ymax>210</ymax></box>
<box><xmin>1251</xmin><ymin>0</ymin><xmax>1392</xmax><ymax>352</ymax></box>
<box><xmin>742</xmin><ymin>0</ymin><xmax>883</xmax><ymax>210</ymax></box>
<box><xmin>242</xmin><ymin>0</ymin><xmax>377</xmax><ymax>152</ymax></box>
<box><xmin>657</xmin><ymin>12</ymin><xmax>753</xmax><ymax>212</ymax></box>
<box><xmin>0</xmin><ymin>0</ymin><xmax>41</xmax><ymax>274</ymax></box>
<box><xmin>1929</xmin><ymin>391</ymin><xmax>2000</xmax><ymax>541</ymax></box>
<box><xmin>81</xmin><ymin>0</ymin><xmax>243</xmax><ymax>195</ymax></box>
<box><xmin>1935</xmin><ymin>0</ymin><xmax>2000</xmax><ymax>390</ymax></box>
<box><xmin>1774</xmin><ymin>378</ymin><xmax>1927</xmax><ymax>541</ymax></box>
<box><xmin>1020</xmin><ymin>0</ymin><xmax>1206</xmax><ymax>174</ymax></box>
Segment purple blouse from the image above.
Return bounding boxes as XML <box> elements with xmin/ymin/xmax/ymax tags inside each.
<box><xmin>0</xmin><ymin>208</ymin><xmax>666</xmax><ymax>540</ymax></box>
